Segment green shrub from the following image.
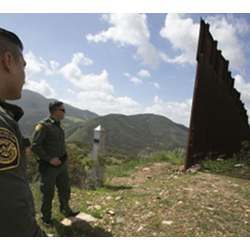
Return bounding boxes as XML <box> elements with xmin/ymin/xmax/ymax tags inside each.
<box><xmin>149</xmin><ymin>148</ymin><xmax>185</xmax><ymax>165</ymax></box>
<box><xmin>201</xmin><ymin>158</ymin><xmax>238</xmax><ymax>173</ymax></box>
<box><xmin>105</xmin><ymin>149</ymin><xmax>185</xmax><ymax>178</ymax></box>
<box><xmin>66</xmin><ymin>143</ymin><xmax>93</xmax><ymax>188</ymax></box>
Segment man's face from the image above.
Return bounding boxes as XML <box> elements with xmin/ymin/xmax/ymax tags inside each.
<box><xmin>1</xmin><ymin>48</ymin><xmax>26</xmax><ymax>100</ymax></box>
<box><xmin>9</xmin><ymin>51</ymin><xmax>26</xmax><ymax>100</ymax></box>
<box><xmin>53</xmin><ymin>105</ymin><xmax>66</xmax><ymax>121</ymax></box>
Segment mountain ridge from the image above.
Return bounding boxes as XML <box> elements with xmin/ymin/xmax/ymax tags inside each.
<box><xmin>67</xmin><ymin>113</ymin><xmax>188</xmax><ymax>156</ymax></box>
<box><xmin>10</xmin><ymin>90</ymin><xmax>188</xmax><ymax>155</ymax></box>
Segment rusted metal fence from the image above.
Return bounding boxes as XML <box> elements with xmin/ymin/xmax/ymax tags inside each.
<box><xmin>185</xmin><ymin>19</ymin><xmax>250</xmax><ymax>170</ymax></box>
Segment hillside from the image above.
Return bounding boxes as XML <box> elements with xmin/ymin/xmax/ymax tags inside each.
<box><xmin>67</xmin><ymin>113</ymin><xmax>188</xmax><ymax>155</ymax></box>
<box><xmin>10</xmin><ymin>89</ymin><xmax>98</xmax><ymax>136</ymax></box>
<box><xmin>31</xmin><ymin>156</ymin><xmax>250</xmax><ymax>236</ymax></box>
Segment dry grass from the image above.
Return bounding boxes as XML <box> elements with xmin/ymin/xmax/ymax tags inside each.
<box><xmin>32</xmin><ymin>160</ymin><xmax>250</xmax><ymax>236</ymax></box>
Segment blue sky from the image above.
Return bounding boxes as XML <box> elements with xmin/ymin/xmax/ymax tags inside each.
<box><xmin>1</xmin><ymin>13</ymin><xmax>250</xmax><ymax>126</ymax></box>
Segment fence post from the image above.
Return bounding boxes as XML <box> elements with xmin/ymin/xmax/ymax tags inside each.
<box><xmin>90</xmin><ymin>125</ymin><xmax>105</xmax><ymax>188</ymax></box>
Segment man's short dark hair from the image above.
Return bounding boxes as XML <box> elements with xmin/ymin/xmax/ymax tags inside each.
<box><xmin>0</xmin><ymin>27</ymin><xmax>23</xmax><ymax>58</ymax></box>
<box><xmin>49</xmin><ymin>101</ymin><xmax>64</xmax><ymax>113</ymax></box>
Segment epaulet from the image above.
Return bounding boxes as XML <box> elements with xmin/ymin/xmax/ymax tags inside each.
<box><xmin>34</xmin><ymin>120</ymin><xmax>46</xmax><ymax>132</ymax></box>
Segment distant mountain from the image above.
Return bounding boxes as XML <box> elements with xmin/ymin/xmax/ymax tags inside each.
<box><xmin>11</xmin><ymin>89</ymin><xmax>98</xmax><ymax>136</ymax></box>
<box><xmin>9</xmin><ymin>90</ymin><xmax>188</xmax><ymax>156</ymax></box>
<box><xmin>67</xmin><ymin>113</ymin><xmax>188</xmax><ymax>156</ymax></box>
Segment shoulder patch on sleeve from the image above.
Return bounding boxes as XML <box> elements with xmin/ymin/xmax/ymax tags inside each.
<box><xmin>0</xmin><ymin>127</ymin><xmax>20</xmax><ymax>171</ymax></box>
<box><xmin>35</xmin><ymin>123</ymin><xmax>44</xmax><ymax>131</ymax></box>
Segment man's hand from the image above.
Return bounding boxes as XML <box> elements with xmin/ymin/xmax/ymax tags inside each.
<box><xmin>49</xmin><ymin>157</ymin><xmax>62</xmax><ymax>166</ymax></box>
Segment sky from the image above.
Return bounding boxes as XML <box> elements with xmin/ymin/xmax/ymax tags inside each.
<box><xmin>1</xmin><ymin>13</ymin><xmax>250</xmax><ymax>126</ymax></box>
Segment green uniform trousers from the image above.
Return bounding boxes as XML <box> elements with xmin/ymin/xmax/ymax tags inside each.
<box><xmin>39</xmin><ymin>162</ymin><xmax>70</xmax><ymax>220</ymax></box>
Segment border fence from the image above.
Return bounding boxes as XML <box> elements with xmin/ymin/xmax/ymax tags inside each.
<box><xmin>185</xmin><ymin>19</ymin><xmax>250</xmax><ymax>170</ymax></box>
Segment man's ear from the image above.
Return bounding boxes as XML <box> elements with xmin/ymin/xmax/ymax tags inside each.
<box><xmin>1</xmin><ymin>51</ymin><xmax>13</xmax><ymax>73</ymax></box>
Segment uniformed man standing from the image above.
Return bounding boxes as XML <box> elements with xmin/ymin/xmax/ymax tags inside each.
<box><xmin>0</xmin><ymin>28</ymin><xmax>44</xmax><ymax>236</ymax></box>
<box><xmin>32</xmin><ymin>101</ymin><xmax>79</xmax><ymax>225</ymax></box>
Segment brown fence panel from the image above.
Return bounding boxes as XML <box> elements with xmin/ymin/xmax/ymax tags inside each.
<box><xmin>185</xmin><ymin>19</ymin><xmax>250</xmax><ymax>169</ymax></box>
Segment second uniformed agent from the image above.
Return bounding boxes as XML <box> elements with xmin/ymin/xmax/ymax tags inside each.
<box><xmin>31</xmin><ymin>101</ymin><xmax>79</xmax><ymax>225</ymax></box>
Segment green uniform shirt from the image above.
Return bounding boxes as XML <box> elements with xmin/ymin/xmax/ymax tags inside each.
<box><xmin>0</xmin><ymin>101</ymin><xmax>42</xmax><ymax>236</ymax></box>
<box><xmin>31</xmin><ymin>117</ymin><xmax>67</xmax><ymax>163</ymax></box>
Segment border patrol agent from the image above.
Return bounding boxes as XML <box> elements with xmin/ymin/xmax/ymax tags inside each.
<box><xmin>0</xmin><ymin>28</ymin><xmax>44</xmax><ymax>236</ymax></box>
<box><xmin>32</xmin><ymin>101</ymin><xmax>79</xmax><ymax>225</ymax></box>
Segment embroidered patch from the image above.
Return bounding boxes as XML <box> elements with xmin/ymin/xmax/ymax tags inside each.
<box><xmin>0</xmin><ymin>127</ymin><xmax>20</xmax><ymax>171</ymax></box>
<box><xmin>35</xmin><ymin>123</ymin><xmax>43</xmax><ymax>131</ymax></box>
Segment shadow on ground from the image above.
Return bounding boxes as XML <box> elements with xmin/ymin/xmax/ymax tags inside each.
<box><xmin>53</xmin><ymin>219</ymin><xmax>112</xmax><ymax>237</ymax></box>
<box><xmin>103</xmin><ymin>184</ymin><xmax>133</xmax><ymax>191</ymax></box>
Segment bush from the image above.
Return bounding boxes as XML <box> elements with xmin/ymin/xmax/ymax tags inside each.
<box><xmin>66</xmin><ymin>143</ymin><xmax>93</xmax><ymax>188</ymax></box>
<box><xmin>201</xmin><ymin>158</ymin><xmax>238</xmax><ymax>173</ymax></box>
<box><xmin>200</xmin><ymin>141</ymin><xmax>250</xmax><ymax>173</ymax></box>
<box><xmin>149</xmin><ymin>148</ymin><xmax>185</xmax><ymax>165</ymax></box>
<box><xmin>105</xmin><ymin>149</ymin><xmax>185</xmax><ymax>178</ymax></box>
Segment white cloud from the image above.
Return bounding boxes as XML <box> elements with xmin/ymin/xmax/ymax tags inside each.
<box><xmin>144</xmin><ymin>96</ymin><xmax>192</xmax><ymax>126</ymax></box>
<box><xmin>124</xmin><ymin>72</ymin><xmax>143</xmax><ymax>85</ymax></box>
<box><xmin>124</xmin><ymin>72</ymin><xmax>131</xmax><ymax>78</ymax></box>
<box><xmin>86</xmin><ymin>14</ymin><xmax>160</xmax><ymax>66</ymax></box>
<box><xmin>130</xmin><ymin>77</ymin><xmax>142</xmax><ymax>85</ymax></box>
<box><xmin>60</xmin><ymin>53</ymin><xmax>113</xmax><ymax>94</ymax></box>
<box><xmin>207</xmin><ymin>15</ymin><xmax>248</xmax><ymax>70</ymax></box>
<box><xmin>66</xmin><ymin>89</ymin><xmax>142</xmax><ymax>116</ymax></box>
<box><xmin>160</xmin><ymin>14</ymin><xmax>199</xmax><ymax>65</ymax></box>
<box><xmin>24</xmin><ymin>79</ymin><xmax>56</xmax><ymax>98</ymax></box>
<box><xmin>49</xmin><ymin>60</ymin><xmax>60</xmax><ymax>71</ymax></box>
<box><xmin>160</xmin><ymin>14</ymin><xmax>248</xmax><ymax>70</ymax></box>
<box><xmin>24</xmin><ymin>51</ymin><xmax>60</xmax><ymax>78</ymax></box>
<box><xmin>60</xmin><ymin>52</ymin><xmax>142</xmax><ymax>115</ymax></box>
<box><xmin>137</xmin><ymin>69</ymin><xmax>151</xmax><ymax>78</ymax></box>
<box><xmin>25</xmin><ymin>51</ymin><xmax>44</xmax><ymax>77</ymax></box>
<box><xmin>24</xmin><ymin>51</ymin><xmax>58</xmax><ymax>98</ymax></box>
<box><xmin>70</xmin><ymin>52</ymin><xmax>93</xmax><ymax>66</ymax></box>
<box><xmin>152</xmin><ymin>82</ymin><xmax>160</xmax><ymax>89</ymax></box>
<box><xmin>87</xmin><ymin>14</ymin><xmax>149</xmax><ymax>46</ymax></box>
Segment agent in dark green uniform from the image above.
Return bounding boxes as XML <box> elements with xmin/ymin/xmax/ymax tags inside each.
<box><xmin>32</xmin><ymin>101</ymin><xmax>79</xmax><ymax>225</ymax></box>
<box><xmin>0</xmin><ymin>28</ymin><xmax>44</xmax><ymax>236</ymax></box>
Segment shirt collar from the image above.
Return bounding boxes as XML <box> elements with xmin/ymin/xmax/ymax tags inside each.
<box><xmin>49</xmin><ymin>116</ymin><xmax>61</xmax><ymax>125</ymax></box>
<box><xmin>0</xmin><ymin>101</ymin><xmax>24</xmax><ymax>121</ymax></box>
